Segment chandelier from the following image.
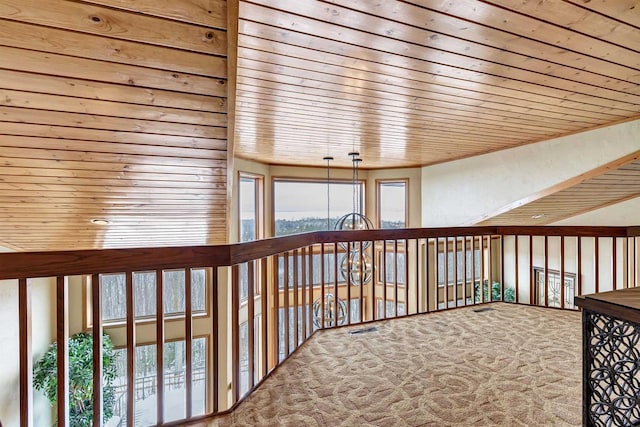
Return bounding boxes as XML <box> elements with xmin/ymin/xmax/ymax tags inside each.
<box><xmin>312</xmin><ymin>293</ymin><xmax>348</xmax><ymax>328</ymax></box>
<box><xmin>335</xmin><ymin>152</ymin><xmax>373</xmax><ymax>285</ymax></box>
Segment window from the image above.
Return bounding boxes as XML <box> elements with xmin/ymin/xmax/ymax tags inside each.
<box><xmin>112</xmin><ymin>337</ymin><xmax>207</xmax><ymax>424</ymax></box>
<box><xmin>98</xmin><ymin>269</ymin><xmax>208</xmax><ymax>324</ymax></box>
<box><xmin>377</xmin><ymin>248</ymin><xmax>406</xmax><ymax>286</ymax></box>
<box><xmin>377</xmin><ymin>180</ymin><xmax>407</xmax><ymax>229</ymax></box>
<box><xmin>273</xmin><ymin>179</ymin><xmax>365</xmax><ymax>236</ymax></box>
<box><xmin>239</xmin><ymin>174</ymin><xmax>263</xmax><ymax>242</ymax></box>
<box><xmin>437</xmin><ymin>245</ymin><xmax>481</xmax><ymax>286</ymax></box>
<box><xmin>534</xmin><ymin>267</ymin><xmax>576</xmax><ymax>308</ymax></box>
<box><xmin>376</xmin><ymin>299</ymin><xmax>405</xmax><ymax>318</ymax></box>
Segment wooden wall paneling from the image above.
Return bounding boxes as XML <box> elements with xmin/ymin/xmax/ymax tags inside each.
<box><xmin>0</xmin><ymin>89</ymin><xmax>227</xmax><ymax>123</ymax></box>
<box><xmin>0</xmin><ymin>70</ymin><xmax>224</xmax><ymax>111</ymax></box>
<box><xmin>0</xmin><ymin>19</ymin><xmax>227</xmax><ymax>78</ymax></box>
<box><xmin>78</xmin><ymin>0</ymin><xmax>227</xmax><ymax>28</ymax></box>
<box><xmin>0</xmin><ymin>46</ymin><xmax>225</xmax><ymax>96</ymax></box>
<box><xmin>0</xmin><ymin>0</ymin><xmax>227</xmax><ymax>54</ymax></box>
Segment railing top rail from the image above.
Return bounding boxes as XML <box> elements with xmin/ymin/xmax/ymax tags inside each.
<box><xmin>0</xmin><ymin>225</ymin><xmax>632</xmax><ymax>280</ymax></box>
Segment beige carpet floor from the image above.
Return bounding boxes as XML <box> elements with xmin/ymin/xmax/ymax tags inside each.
<box><xmin>209</xmin><ymin>303</ymin><xmax>582</xmax><ymax>426</ymax></box>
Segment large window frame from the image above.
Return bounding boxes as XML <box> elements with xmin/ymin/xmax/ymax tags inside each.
<box><xmin>238</xmin><ymin>172</ymin><xmax>264</xmax><ymax>243</ymax></box>
<box><xmin>272</xmin><ymin>177</ymin><xmax>366</xmax><ymax>237</ymax></box>
<box><xmin>376</xmin><ymin>179</ymin><xmax>408</xmax><ymax>229</ymax></box>
<box><xmin>84</xmin><ymin>268</ymin><xmax>212</xmax><ymax>329</ymax></box>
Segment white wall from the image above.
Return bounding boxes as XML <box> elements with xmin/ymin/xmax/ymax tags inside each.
<box><xmin>421</xmin><ymin>119</ymin><xmax>640</xmax><ymax>226</ymax></box>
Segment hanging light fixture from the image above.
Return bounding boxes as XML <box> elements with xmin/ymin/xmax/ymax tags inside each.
<box><xmin>334</xmin><ymin>152</ymin><xmax>373</xmax><ymax>286</ymax></box>
<box><xmin>312</xmin><ymin>293</ymin><xmax>348</xmax><ymax>329</ymax></box>
<box><xmin>334</xmin><ymin>152</ymin><xmax>373</xmax><ymax>233</ymax></box>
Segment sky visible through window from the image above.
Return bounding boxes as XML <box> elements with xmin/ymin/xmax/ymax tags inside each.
<box><xmin>274</xmin><ymin>180</ymin><xmax>366</xmax><ymax>235</ymax></box>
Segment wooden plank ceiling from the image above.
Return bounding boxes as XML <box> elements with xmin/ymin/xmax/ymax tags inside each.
<box><xmin>3</xmin><ymin>0</ymin><xmax>640</xmax><ymax>251</ymax></box>
<box><xmin>235</xmin><ymin>0</ymin><xmax>640</xmax><ymax>168</ymax></box>
<box><xmin>0</xmin><ymin>0</ymin><xmax>229</xmax><ymax>251</ymax></box>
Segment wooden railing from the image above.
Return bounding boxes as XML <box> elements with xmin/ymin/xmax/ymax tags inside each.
<box><xmin>1</xmin><ymin>226</ymin><xmax>639</xmax><ymax>426</ymax></box>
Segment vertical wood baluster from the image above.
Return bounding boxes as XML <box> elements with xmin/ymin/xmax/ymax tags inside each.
<box><xmin>333</xmin><ymin>243</ymin><xmax>338</xmax><ymax>327</ymax></box>
<box><xmin>92</xmin><ymin>274</ymin><xmax>103</xmax><ymax>427</ymax></box>
<box><xmin>301</xmin><ymin>247</ymin><xmax>307</xmax><ymax>339</ymax></box>
<box><xmin>487</xmin><ymin>235</ymin><xmax>492</xmax><ymax>302</ymax></box>
<box><xmin>613</xmin><ymin>237</ymin><xmax>617</xmax><ymax>290</ymax></box>
<box><xmin>284</xmin><ymin>253</ymin><xmax>290</xmax><ymax>355</ymax></box>
<box><xmin>426</xmin><ymin>239</ymin><xmax>431</xmax><ymax>313</ymax></box>
<box><xmin>405</xmin><ymin>239</ymin><xmax>410</xmax><ymax>316</ymax></box>
<box><xmin>500</xmin><ymin>236</ymin><xmax>505</xmax><ymax>301</ymax></box>
<box><xmin>292</xmin><ymin>250</ymin><xmax>299</xmax><ymax>348</ymax></box>
<box><xmin>212</xmin><ymin>267</ymin><xmax>219</xmax><ymax>413</ymax></box>
<box><xmin>595</xmin><ymin>238</ymin><xmax>600</xmax><ymax>293</ymax></box>
<box><xmin>515</xmin><ymin>236</ymin><xmax>519</xmax><ymax>304</ymax></box>
<box><xmin>471</xmin><ymin>237</ymin><xmax>475</xmax><ymax>306</ymax></box>
<box><xmin>126</xmin><ymin>272</ymin><xmax>135</xmax><ymax>427</ymax></box>
<box><xmin>307</xmin><ymin>246</ymin><xmax>313</xmax><ymax>335</ymax></box>
<box><xmin>453</xmin><ymin>238</ymin><xmax>458</xmax><ymax>307</ymax></box>
<box><xmin>56</xmin><ymin>276</ymin><xmax>69</xmax><ymax>427</ymax></box>
<box><xmin>480</xmin><ymin>237</ymin><xmax>484</xmax><ymax>304</ymax></box>
<box><xmin>274</xmin><ymin>256</ymin><xmax>280</xmax><ymax>364</ymax></box>
<box><xmin>359</xmin><ymin>241</ymin><xmax>364</xmax><ymax>322</ymax></box>
<box><xmin>383</xmin><ymin>240</ymin><xmax>387</xmax><ymax>318</ymax></box>
<box><xmin>371</xmin><ymin>241</ymin><xmax>377</xmax><ymax>319</ymax></box>
<box><xmin>260</xmin><ymin>259</ymin><xmax>268</xmax><ymax>380</ymax></box>
<box><xmin>19</xmin><ymin>278</ymin><xmax>33</xmax><ymax>427</ymax></box>
<box><xmin>346</xmin><ymin>243</ymin><xmax>351</xmax><ymax>325</ymax></box>
<box><xmin>394</xmin><ymin>240</ymin><xmax>399</xmax><ymax>317</ymax></box>
<box><xmin>544</xmin><ymin>236</ymin><xmax>549</xmax><ymax>307</ymax></box>
<box><xmin>444</xmin><ymin>237</ymin><xmax>449</xmax><ymax>308</ymax></box>
<box><xmin>185</xmin><ymin>268</ymin><xmax>193</xmax><ymax>417</ymax></box>
<box><xmin>320</xmin><ymin>244</ymin><xmax>325</xmax><ymax>329</ymax></box>
<box><xmin>156</xmin><ymin>270</ymin><xmax>165</xmax><ymax>423</ymax></box>
<box><xmin>413</xmin><ymin>239</ymin><xmax>419</xmax><ymax>314</ymax></box>
<box><xmin>560</xmin><ymin>237</ymin><xmax>565</xmax><ymax>310</ymax></box>
<box><xmin>529</xmin><ymin>236</ymin><xmax>534</xmax><ymax>305</ymax></box>
<box><xmin>577</xmin><ymin>238</ymin><xmax>583</xmax><ymax>297</ymax></box>
<box><xmin>247</xmin><ymin>261</ymin><xmax>255</xmax><ymax>390</ymax></box>
<box><xmin>462</xmin><ymin>237</ymin><xmax>467</xmax><ymax>307</ymax></box>
<box><xmin>231</xmin><ymin>265</ymin><xmax>239</xmax><ymax>403</ymax></box>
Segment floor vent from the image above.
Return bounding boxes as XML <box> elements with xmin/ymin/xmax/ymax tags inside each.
<box><xmin>349</xmin><ymin>326</ymin><xmax>379</xmax><ymax>335</ymax></box>
<box><xmin>473</xmin><ymin>307</ymin><xmax>495</xmax><ymax>313</ymax></box>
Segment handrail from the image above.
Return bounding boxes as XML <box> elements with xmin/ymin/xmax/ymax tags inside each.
<box><xmin>0</xmin><ymin>225</ymin><xmax>630</xmax><ymax>280</ymax></box>
<box><xmin>4</xmin><ymin>224</ymin><xmax>639</xmax><ymax>426</ymax></box>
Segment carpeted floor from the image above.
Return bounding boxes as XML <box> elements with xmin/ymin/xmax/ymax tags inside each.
<box><xmin>209</xmin><ymin>303</ymin><xmax>582</xmax><ymax>426</ymax></box>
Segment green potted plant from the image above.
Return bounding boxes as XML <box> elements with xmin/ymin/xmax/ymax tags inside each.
<box><xmin>33</xmin><ymin>331</ymin><xmax>118</xmax><ymax>426</ymax></box>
